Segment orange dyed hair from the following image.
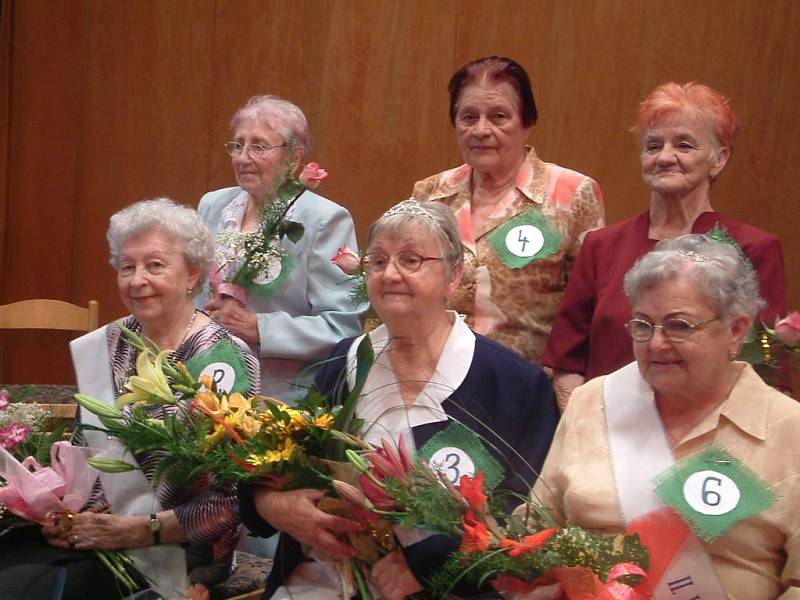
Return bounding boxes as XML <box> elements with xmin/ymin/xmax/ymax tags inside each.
<box><xmin>633</xmin><ymin>82</ymin><xmax>739</xmax><ymax>150</ymax></box>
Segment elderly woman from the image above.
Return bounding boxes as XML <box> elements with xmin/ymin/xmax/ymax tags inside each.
<box><xmin>25</xmin><ymin>199</ymin><xmax>259</xmax><ymax>598</ymax></box>
<box><xmin>239</xmin><ymin>200</ymin><xmax>559</xmax><ymax>599</ymax></box>
<box><xmin>528</xmin><ymin>235</ymin><xmax>800</xmax><ymax>598</ymax></box>
<box><xmin>543</xmin><ymin>82</ymin><xmax>787</xmax><ymax>409</ymax></box>
<box><xmin>199</xmin><ymin>95</ymin><xmax>364</xmax><ymax>400</ymax></box>
<box><xmin>413</xmin><ymin>56</ymin><xmax>604</xmax><ymax>365</ymax></box>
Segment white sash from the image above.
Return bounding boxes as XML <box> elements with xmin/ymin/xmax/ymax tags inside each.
<box><xmin>71</xmin><ymin>326</ymin><xmax>189</xmax><ymax>599</ymax></box>
<box><xmin>604</xmin><ymin>362</ymin><xmax>726</xmax><ymax>599</ymax></box>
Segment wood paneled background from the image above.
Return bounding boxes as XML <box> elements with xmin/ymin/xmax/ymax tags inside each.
<box><xmin>2</xmin><ymin>0</ymin><xmax>798</xmax><ymax>383</ymax></box>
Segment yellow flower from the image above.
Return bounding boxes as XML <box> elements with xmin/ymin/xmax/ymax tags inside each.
<box><xmin>194</xmin><ymin>389</ymin><xmax>222</xmax><ymax>414</ymax></box>
<box><xmin>116</xmin><ymin>349</ymin><xmax>175</xmax><ymax>408</ymax></box>
<box><xmin>246</xmin><ymin>438</ymin><xmax>295</xmax><ymax>466</ymax></box>
<box><xmin>313</xmin><ymin>413</ymin><xmax>334</xmax><ymax>430</ymax></box>
<box><xmin>286</xmin><ymin>409</ymin><xmax>307</xmax><ymax>431</ymax></box>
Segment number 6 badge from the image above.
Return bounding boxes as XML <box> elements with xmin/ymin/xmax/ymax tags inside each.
<box><xmin>487</xmin><ymin>208</ymin><xmax>561</xmax><ymax>269</ymax></box>
<box><xmin>652</xmin><ymin>445</ymin><xmax>776</xmax><ymax>541</ymax></box>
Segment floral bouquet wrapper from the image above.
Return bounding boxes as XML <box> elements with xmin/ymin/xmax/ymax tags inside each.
<box><xmin>0</xmin><ymin>440</ymin><xmax>98</xmax><ymax>522</ymax></box>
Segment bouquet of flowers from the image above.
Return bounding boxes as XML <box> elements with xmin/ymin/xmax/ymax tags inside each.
<box><xmin>78</xmin><ymin>328</ymin><xmax>650</xmax><ymax>599</ymax></box>
<box><xmin>327</xmin><ymin>441</ymin><xmax>650</xmax><ymax>599</ymax></box>
<box><xmin>77</xmin><ymin>326</ymin><xmax>374</xmax><ymax>491</ymax></box>
<box><xmin>0</xmin><ymin>389</ymin><xmax>142</xmax><ymax>595</ymax></box>
<box><xmin>740</xmin><ymin>312</ymin><xmax>800</xmax><ymax>392</ymax></box>
<box><xmin>210</xmin><ymin>160</ymin><xmax>327</xmax><ymax>304</ymax></box>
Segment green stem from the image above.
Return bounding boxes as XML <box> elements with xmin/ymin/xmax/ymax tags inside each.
<box><xmin>350</xmin><ymin>558</ymin><xmax>373</xmax><ymax>600</ymax></box>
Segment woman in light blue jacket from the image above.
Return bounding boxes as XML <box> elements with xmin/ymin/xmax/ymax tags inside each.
<box><xmin>198</xmin><ymin>95</ymin><xmax>364</xmax><ymax>400</ymax></box>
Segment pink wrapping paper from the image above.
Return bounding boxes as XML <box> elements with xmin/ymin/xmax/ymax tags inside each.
<box><xmin>0</xmin><ymin>441</ymin><xmax>98</xmax><ymax>521</ymax></box>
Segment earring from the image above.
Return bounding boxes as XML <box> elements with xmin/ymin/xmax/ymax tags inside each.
<box><xmin>186</xmin><ymin>288</ymin><xmax>193</xmax><ymax>296</ymax></box>
<box><xmin>729</xmin><ymin>351</ymin><xmax>737</xmax><ymax>362</ymax></box>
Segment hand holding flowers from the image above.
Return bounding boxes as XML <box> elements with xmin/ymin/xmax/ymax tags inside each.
<box><xmin>210</xmin><ymin>160</ymin><xmax>327</xmax><ymax>304</ymax></box>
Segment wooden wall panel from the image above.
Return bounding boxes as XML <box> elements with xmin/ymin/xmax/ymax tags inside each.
<box><xmin>2</xmin><ymin>0</ymin><xmax>798</xmax><ymax>383</ymax></box>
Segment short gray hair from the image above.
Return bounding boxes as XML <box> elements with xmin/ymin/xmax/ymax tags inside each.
<box><xmin>623</xmin><ymin>234</ymin><xmax>764</xmax><ymax>320</ymax></box>
<box><xmin>368</xmin><ymin>199</ymin><xmax>464</xmax><ymax>274</ymax></box>
<box><xmin>230</xmin><ymin>95</ymin><xmax>310</xmax><ymax>159</ymax></box>
<box><xmin>107</xmin><ymin>198</ymin><xmax>215</xmax><ymax>292</ymax></box>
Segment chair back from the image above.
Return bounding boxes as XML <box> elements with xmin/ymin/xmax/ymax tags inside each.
<box><xmin>0</xmin><ymin>299</ymin><xmax>99</xmax><ymax>331</ymax></box>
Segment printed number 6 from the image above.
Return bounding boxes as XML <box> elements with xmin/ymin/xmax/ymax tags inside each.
<box><xmin>701</xmin><ymin>476</ymin><xmax>722</xmax><ymax>507</ymax></box>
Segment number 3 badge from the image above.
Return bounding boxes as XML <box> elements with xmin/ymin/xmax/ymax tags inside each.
<box><xmin>417</xmin><ymin>422</ymin><xmax>505</xmax><ymax>491</ymax></box>
<box><xmin>653</xmin><ymin>445</ymin><xmax>776</xmax><ymax>541</ymax></box>
<box><xmin>488</xmin><ymin>208</ymin><xmax>561</xmax><ymax>269</ymax></box>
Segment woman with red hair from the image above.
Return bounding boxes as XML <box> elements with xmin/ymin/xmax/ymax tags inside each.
<box><xmin>543</xmin><ymin>82</ymin><xmax>787</xmax><ymax>409</ymax></box>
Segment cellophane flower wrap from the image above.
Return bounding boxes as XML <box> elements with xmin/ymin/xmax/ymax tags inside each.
<box><xmin>0</xmin><ymin>389</ymin><xmax>143</xmax><ymax>595</ymax></box>
<box><xmin>210</xmin><ymin>156</ymin><xmax>327</xmax><ymax>305</ymax></box>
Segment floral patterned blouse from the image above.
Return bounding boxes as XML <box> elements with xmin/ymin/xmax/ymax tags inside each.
<box><xmin>413</xmin><ymin>147</ymin><xmax>604</xmax><ymax>364</ymax></box>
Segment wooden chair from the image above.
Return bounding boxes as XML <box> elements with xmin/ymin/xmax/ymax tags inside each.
<box><xmin>0</xmin><ymin>299</ymin><xmax>99</xmax><ymax>331</ymax></box>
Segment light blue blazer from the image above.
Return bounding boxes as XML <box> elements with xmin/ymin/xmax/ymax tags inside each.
<box><xmin>197</xmin><ymin>186</ymin><xmax>365</xmax><ymax>400</ymax></box>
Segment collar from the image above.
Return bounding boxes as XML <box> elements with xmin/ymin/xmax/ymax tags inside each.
<box><xmin>676</xmin><ymin>363</ymin><xmax>769</xmax><ymax>446</ymax></box>
<box><xmin>422</xmin><ymin>146</ymin><xmax>544</xmax><ymax>206</ymax></box>
<box><xmin>347</xmin><ymin>312</ymin><xmax>476</xmax><ymax>445</ymax></box>
<box><xmin>219</xmin><ymin>190</ymin><xmax>251</xmax><ymax>232</ymax></box>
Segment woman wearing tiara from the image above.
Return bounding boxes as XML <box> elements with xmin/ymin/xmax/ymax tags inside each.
<box><xmin>239</xmin><ymin>200</ymin><xmax>559</xmax><ymax>599</ymax></box>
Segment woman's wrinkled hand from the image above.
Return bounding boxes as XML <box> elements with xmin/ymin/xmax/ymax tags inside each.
<box><xmin>253</xmin><ymin>488</ymin><xmax>363</xmax><ymax>560</ymax></box>
<box><xmin>369</xmin><ymin>550</ymin><xmax>424</xmax><ymax>600</ymax></box>
<box><xmin>205</xmin><ymin>295</ymin><xmax>259</xmax><ymax>343</ymax></box>
<box><xmin>42</xmin><ymin>512</ymin><xmax>149</xmax><ymax>551</ymax></box>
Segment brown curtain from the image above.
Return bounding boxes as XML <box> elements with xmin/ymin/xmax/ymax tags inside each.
<box><xmin>2</xmin><ymin>0</ymin><xmax>799</xmax><ymax>383</ymax></box>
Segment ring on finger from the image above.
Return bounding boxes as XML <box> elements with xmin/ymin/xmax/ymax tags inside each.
<box><xmin>68</xmin><ymin>534</ymin><xmax>80</xmax><ymax>546</ymax></box>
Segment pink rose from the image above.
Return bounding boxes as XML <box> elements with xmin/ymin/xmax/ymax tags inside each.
<box><xmin>298</xmin><ymin>162</ymin><xmax>328</xmax><ymax>189</ymax></box>
<box><xmin>331</xmin><ymin>245</ymin><xmax>361</xmax><ymax>275</ymax></box>
<box><xmin>775</xmin><ymin>311</ymin><xmax>800</xmax><ymax>344</ymax></box>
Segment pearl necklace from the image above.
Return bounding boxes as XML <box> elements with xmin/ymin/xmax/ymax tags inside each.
<box><xmin>178</xmin><ymin>309</ymin><xmax>199</xmax><ymax>348</ymax></box>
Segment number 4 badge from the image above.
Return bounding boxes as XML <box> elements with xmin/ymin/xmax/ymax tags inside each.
<box><xmin>652</xmin><ymin>445</ymin><xmax>776</xmax><ymax>541</ymax></box>
<box><xmin>488</xmin><ymin>208</ymin><xmax>561</xmax><ymax>269</ymax></box>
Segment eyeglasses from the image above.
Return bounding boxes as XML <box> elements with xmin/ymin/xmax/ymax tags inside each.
<box><xmin>361</xmin><ymin>251</ymin><xmax>443</xmax><ymax>275</ymax></box>
<box><xmin>224</xmin><ymin>142</ymin><xmax>286</xmax><ymax>158</ymax></box>
<box><xmin>625</xmin><ymin>317</ymin><xmax>719</xmax><ymax>343</ymax></box>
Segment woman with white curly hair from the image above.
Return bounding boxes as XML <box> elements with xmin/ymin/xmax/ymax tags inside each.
<box><xmin>8</xmin><ymin>198</ymin><xmax>261</xmax><ymax>598</ymax></box>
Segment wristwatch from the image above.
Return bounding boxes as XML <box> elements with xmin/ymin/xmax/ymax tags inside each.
<box><xmin>148</xmin><ymin>513</ymin><xmax>162</xmax><ymax>545</ymax></box>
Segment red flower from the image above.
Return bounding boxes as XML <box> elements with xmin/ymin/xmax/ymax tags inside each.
<box><xmin>359</xmin><ymin>473</ymin><xmax>396</xmax><ymax>510</ymax></box>
<box><xmin>459</xmin><ymin>512</ymin><xmax>490</xmax><ymax>554</ymax></box>
<box><xmin>499</xmin><ymin>528</ymin><xmax>557</xmax><ymax>557</ymax></box>
<box><xmin>457</xmin><ymin>471</ymin><xmax>487</xmax><ymax>512</ymax></box>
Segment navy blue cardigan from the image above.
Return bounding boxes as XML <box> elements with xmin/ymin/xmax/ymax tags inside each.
<box><xmin>240</xmin><ymin>333</ymin><xmax>559</xmax><ymax>598</ymax></box>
